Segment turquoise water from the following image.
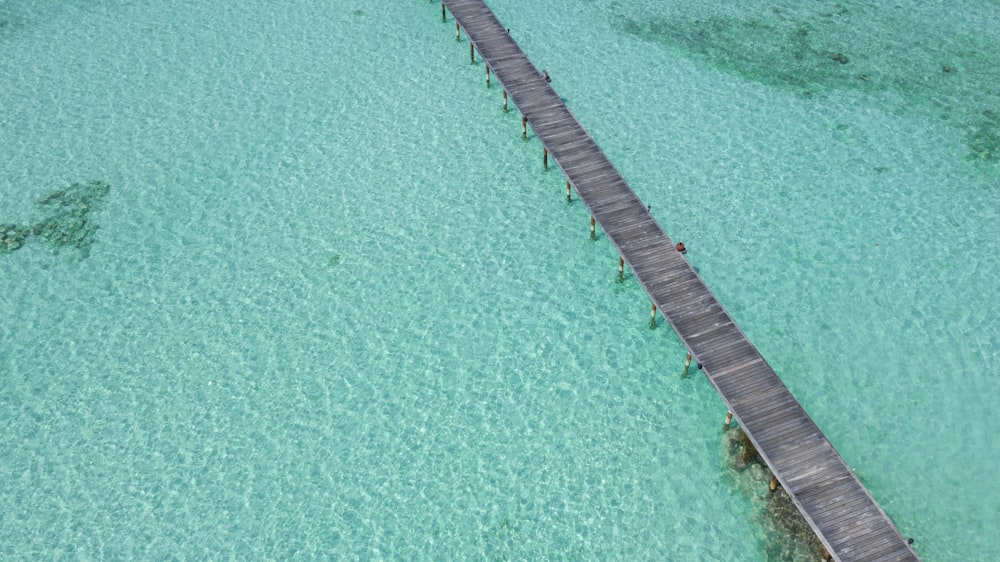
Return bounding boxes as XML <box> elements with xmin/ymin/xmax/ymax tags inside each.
<box><xmin>1</xmin><ymin>0</ymin><xmax>996</xmax><ymax>559</ymax></box>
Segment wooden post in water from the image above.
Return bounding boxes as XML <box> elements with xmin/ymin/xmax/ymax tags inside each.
<box><xmin>649</xmin><ymin>303</ymin><xmax>657</xmax><ymax>329</ymax></box>
<box><xmin>565</xmin><ymin>180</ymin><xmax>571</xmax><ymax>203</ymax></box>
<box><xmin>502</xmin><ymin>89</ymin><xmax>508</xmax><ymax>112</ymax></box>
<box><xmin>617</xmin><ymin>256</ymin><xmax>624</xmax><ymax>283</ymax></box>
<box><xmin>470</xmin><ymin>43</ymin><xmax>475</xmax><ymax>64</ymax></box>
<box><xmin>442</xmin><ymin>2</ymin><xmax>446</xmax><ymax>21</ymax></box>
<box><xmin>589</xmin><ymin>216</ymin><xmax>596</xmax><ymax>240</ymax></box>
<box><xmin>521</xmin><ymin>116</ymin><xmax>527</xmax><ymax>139</ymax></box>
<box><xmin>683</xmin><ymin>352</ymin><xmax>692</xmax><ymax>376</ymax></box>
<box><xmin>486</xmin><ymin>64</ymin><xmax>491</xmax><ymax>87</ymax></box>
<box><xmin>769</xmin><ymin>475</ymin><xmax>779</xmax><ymax>492</ymax></box>
<box><xmin>455</xmin><ymin>22</ymin><xmax>460</xmax><ymax>41</ymax></box>
<box><xmin>724</xmin><ymin>411</ymin><xmax>733</xmax><ymax>431</ymax></box>
<box><xmin>543</xmin><ymin>147</ymin><xmax>548</xmax><ymax>170</ymax></box>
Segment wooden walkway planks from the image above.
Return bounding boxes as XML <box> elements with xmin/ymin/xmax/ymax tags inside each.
<box><xmin>440</xmin><ymin>2</ymin><xmax>919</xmax><ymax>561</ymax></box>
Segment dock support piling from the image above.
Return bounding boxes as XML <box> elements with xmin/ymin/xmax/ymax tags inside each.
<box><xmin>617</xmin><ymin>256</ymin><xmax>624</xmax><ymax>283</ymax></box>
<box><xmin>521</xmin><ymin>116</ymin><xmax>527</xmax><ymax>139</ymax></box>
<box><xmin>589</xmin><ymin>216</ymin><xmax>596</xmax><ymax>240</ymax></box>
<box><xmin>502</xmin><ymin>89</ymin><xmax>508</xmax><ymax>112</ymax></box>
<box><xmin>683</xmin><ymin>353</ymin><xmax>692</xmax><ymax>377</ymax></box>
<box><xmin>543</xmin><ymin>147</ymin><xmax>548</xmax><ymax>170</ymax></box>
<box><xmin>486</xmin><ymin>64</ymin><xmax>490</xmax><ymax>87</ymax></box>
<box><xmin>470</xmin><ymin>43</ymin><xmax>475</xmax><ymax>64</ymax></box>
<box><xmin>769</xmin><ymin>475</ymin><xmax>779</xmax><ymax>492</ymax></box>
<box><xmin>565</xmin><ymin>180</ymin><xmax>571</xmax><ymax>203</ymax></box>
<box><xmin>455</xmin><ymin>22</ymin><xmax>460</xmax><ymax>41</ymax></box>
<box><xmin>724</xmin><ymin>411</ymin><xmax>733</xmax><ymax>431</ymax></box>
<box><xmin>649</xmin><ymin>303</ymin><xmax>657</xmax><ymax>329</ymax></box>
<box><xmin>442</xmin><ymin>2</ymin><xmax>446</xmax><ymax>21</ymax></box>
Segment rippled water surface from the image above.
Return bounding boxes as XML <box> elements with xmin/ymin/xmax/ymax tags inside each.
<box><xmin>1</xmin><ymin>1</ymin><xmax>996</xmax><ymax>559</ymax></box>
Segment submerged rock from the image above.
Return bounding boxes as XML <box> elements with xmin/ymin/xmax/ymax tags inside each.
<box><xmin>1</xmin><ymin>180</ymin><xmax>111</xmax><ymax>257</ymax></box>
<box><xmin>728</xmin><ymin>427</ymin><xmax>759</xmax><ymax>470</ymax></box>
<box><xmin>1</xmin><ymin>224</ymin><xmax>29</xmax><ymax>254</ymax></box>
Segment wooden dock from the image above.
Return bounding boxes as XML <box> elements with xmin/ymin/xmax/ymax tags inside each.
<box><xmin>439</xmin><ymin>1</ymin><xmax>920</xmax><ymax>561</ymax></box>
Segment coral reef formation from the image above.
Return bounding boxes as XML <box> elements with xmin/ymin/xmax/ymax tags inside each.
<box><xmin>612</xmin><ymin>1</ymin><xmax>1000</xmax><ymax>162</ymax></box>
<box><xmin>1</xmin><ymin>180</ymin><xmax>110</xmax><ymax>257</ymax></box>
<box><xmin>724</xmin><ymin>425</ymin><xmax>827</xmax><ymax>560</ymax></box>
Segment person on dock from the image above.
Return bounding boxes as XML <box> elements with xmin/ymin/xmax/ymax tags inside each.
<box><xmin>675</xmin><ymin>242</ymin><xmax>687</xmax><ymax>254</ymax></box>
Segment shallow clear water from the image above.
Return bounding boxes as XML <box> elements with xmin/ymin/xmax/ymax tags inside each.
<box><xmin>1</xmin><ymin>1</ymin><xmax>996</xmax><ymax>560</ymax></box>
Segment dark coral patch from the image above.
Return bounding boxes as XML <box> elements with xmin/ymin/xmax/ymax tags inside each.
<box><xmin>1</xmin><ymin>180</ymin><xmax>110</xmax><ymax>257</ymax></box>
